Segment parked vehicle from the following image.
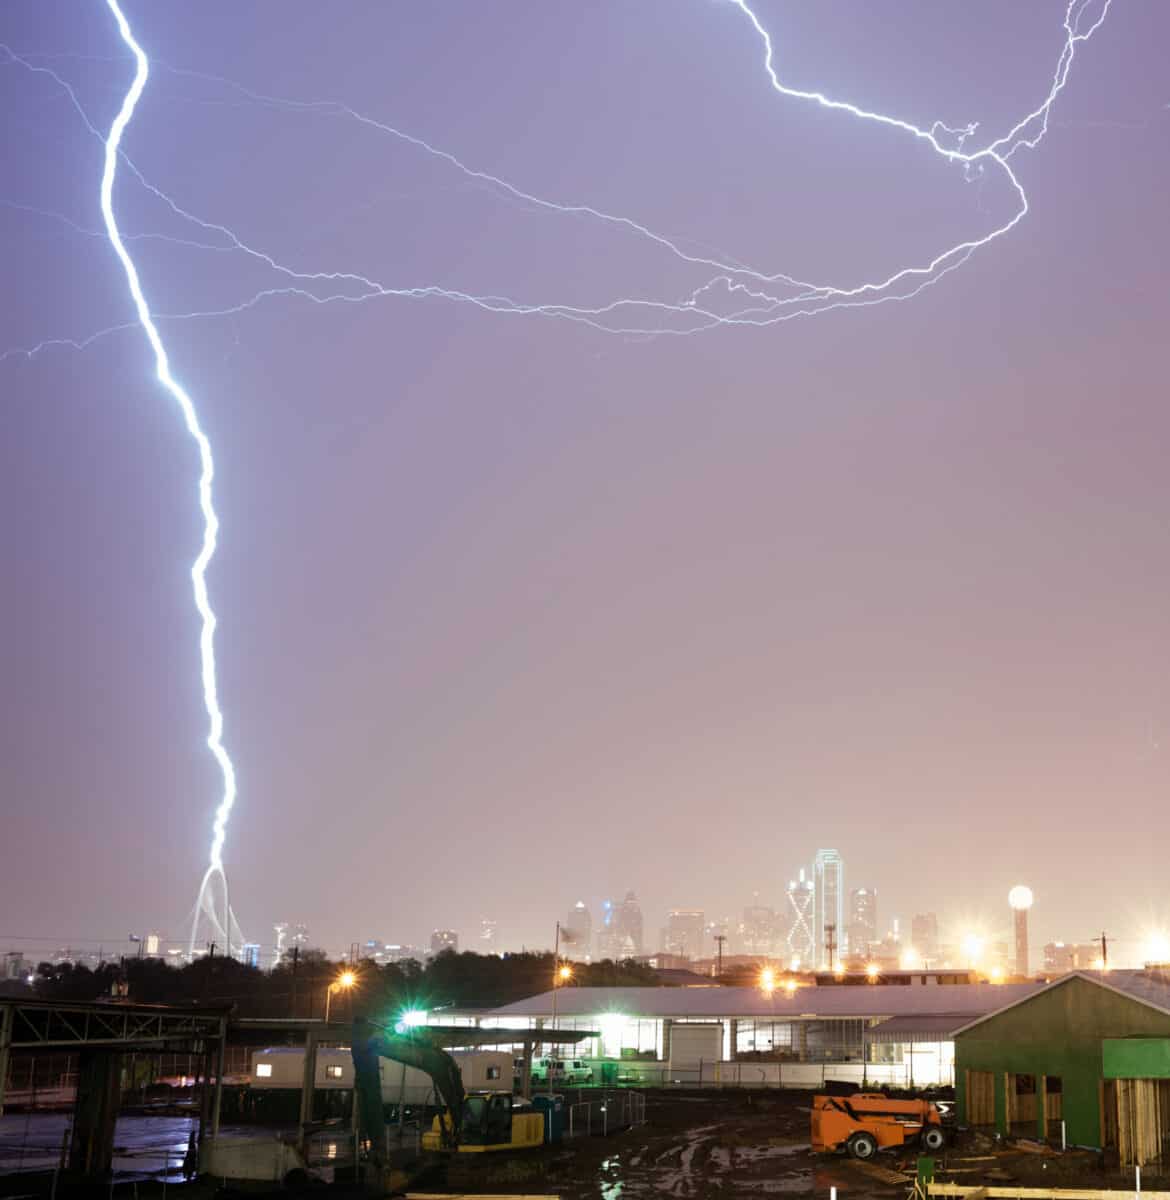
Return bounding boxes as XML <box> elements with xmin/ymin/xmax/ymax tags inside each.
<box><xmin>811</xmin><ymin>1092</ymin><xmax>948</xmax><ymax>1159</ymax></box>
<box><xmin>530</xmin><ymin>1057</ymin><xmax>592</xmax><ymax>1084</ymax></box>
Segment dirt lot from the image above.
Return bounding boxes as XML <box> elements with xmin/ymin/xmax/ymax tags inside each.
<box><xmin>508</xmin><ymin>1089</ymin><xmax>1170</xmax><ymax>1199</ymax></box>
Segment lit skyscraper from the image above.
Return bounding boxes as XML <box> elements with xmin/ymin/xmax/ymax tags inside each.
<box><xmin>563</xmin><ymin>901</ymin><xmax>592</xmax><ymax>960</ymax></box>
<box><xmin>846</xmin><ymin>888</ymin><xmax>877</xmax><ymax>958</ymax></box>
<box><xmin>911</xmin><ymin>913</ymin><xmax>940</xmax><ymax>964</ymax></box>
<box><xmin>1009</xmin><ymin>886</ymin><xmax>1033</xmax><ymax>977</ymax></box>
<box><xmin>614</xmin><ymin>891</ymin><xmax>644</xmax><ymax>956</ymax></box>
<box><xmin>430</xmin><ymin>929</ymin><xmax>458</xmax><ymax>956</ymax></box>
<box><xmin>813</xmin><ymin>849</ymin><xmax>844</xmax><ymax>969</ymax></box>
<box><xmin>784</xmin><ymin>870</ymin><xmax>815</xmax><ymax>968</ymax></box>
<box><xmin>741</xmin><ymin>903</ymin><xmax>779</xmax><ymax>957</ymax></box>
<box><xmin>664</xmin><ymin>909</ymin><xmax>705</xmax><ymax>960</ymax></box>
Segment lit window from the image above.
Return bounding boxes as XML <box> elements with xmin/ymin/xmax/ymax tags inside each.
<box><xmin>486</xmin><ymin>1066</ymin><xmax>501</xmax><ymax>1080</ymax></box>
<box><xmin>255</xmin><ymin>1064</ymin><xmax>272</xmax><ymax>1078</ymax></box>
<box><xmin>324</xmin><ymin>1065</ymin><xmax>343</xmax><ymax>1080</ymax></box>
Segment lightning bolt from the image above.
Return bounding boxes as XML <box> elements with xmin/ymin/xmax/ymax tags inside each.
<box><xmin>2</xmin><ymin>0</ymin><xmax>1115</xmax><ymax>955</ymax></box>
<box><xmin>96</xmin><ymin>0</ymin><xmax>239</xmax><ymax>954</ymax></box>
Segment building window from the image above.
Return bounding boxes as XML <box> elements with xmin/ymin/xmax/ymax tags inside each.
<box><xmin>486</xmin><ymin>1066</ymin><xmax>501</xmax><ymax>1080</ymax></box>
<box><xmin>324</xmin><ymin>1065</ymin><xmax>344</xmax><ymax>1079</ymax></box>
<box><xmin>255</xmin><ymin>1064</ymin><xmax>272</xmax><ymax>1078</ymax></box>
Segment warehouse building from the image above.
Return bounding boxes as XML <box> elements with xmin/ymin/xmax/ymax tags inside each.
<box><xmin>455</xmin><ymin>981</ymin><xmax>1042</xmax><ymax>1088</ymax></box>
<box><xmin>954</xmin><ymin>969</ymin><xmax>1170</xmax><ymax>1166</ymax></box>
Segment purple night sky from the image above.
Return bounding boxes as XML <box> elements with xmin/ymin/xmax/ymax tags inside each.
<box><xmin>1</xmin><ymin>2</ymin><xmax>1168</xmax><ymax>965</ymax></box>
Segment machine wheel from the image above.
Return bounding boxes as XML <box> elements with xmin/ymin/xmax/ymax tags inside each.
<box><xmin>921</xmin><ymin>1125</ymin><xmax>946</xmax><ymax>1152</ymax></box>
<box><xmin>847</xmin><ymin>1132</ymin><xmax>878</xmax><ymax>1160</ymax></box>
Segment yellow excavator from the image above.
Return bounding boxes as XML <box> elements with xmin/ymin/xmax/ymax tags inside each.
<box><xmin>351</xmin><ymin>1019</ymin><xmax>544</xmax><ymax>1189</ymax></box>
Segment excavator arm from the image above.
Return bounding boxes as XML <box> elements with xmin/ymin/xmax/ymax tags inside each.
<box><xmin>351</xmin><ymin>1018</ymin><xmax>465</xmax><ymax>1158</ymax></box>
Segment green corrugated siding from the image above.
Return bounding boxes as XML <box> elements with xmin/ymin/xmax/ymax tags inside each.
<box><xmin>1103</xmin><ymin>1038</ymin><xmax>1170</xmax><ymax>1079</ymax></box>
<box><xmin>954</xmin><ymin>977</ymin><xmax>1170</xmax><ymax>1147</ymax></box>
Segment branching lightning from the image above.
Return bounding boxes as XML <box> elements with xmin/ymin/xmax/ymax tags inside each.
<box><xmin>1</xmin><ymin>0</ymin><xmax>1115</xmax><ymax>954</ymax></box>
<box><xmin>96</xmin><ymin>0</ymin><xmax>240</xmax><ymax>957</ymax></box>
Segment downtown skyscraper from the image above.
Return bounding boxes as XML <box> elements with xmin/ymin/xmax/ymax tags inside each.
<box><xmin>813</xmin><ymin>849</ymin><xmax>844</xmax><ymax>969</ymax></box>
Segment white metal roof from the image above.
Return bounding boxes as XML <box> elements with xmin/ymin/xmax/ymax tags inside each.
<box><xmin>487</xmin><ymin>983</ymin><xmax>1042</xmax><ymax>1021</ymax></box>
<box><xmin>865</xmin><ymin>1014</ymin><xmax>975</xmax><ymax>1043</ymax></box>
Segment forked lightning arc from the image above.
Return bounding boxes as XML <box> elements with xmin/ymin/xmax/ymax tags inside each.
<box><xmin>2</xmin><ymin>0</ymin><xmax>1113</xmax><ymax>957</ymax></box>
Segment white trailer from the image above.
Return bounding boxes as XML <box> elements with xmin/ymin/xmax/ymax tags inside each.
<box><xmin>249</xmin><ymin>1047</ymin><xmax>511</xmax><ymax>1105</ymax></box>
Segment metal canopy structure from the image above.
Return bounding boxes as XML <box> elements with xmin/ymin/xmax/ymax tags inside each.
<box><xmin>1</xmin><ymin>997</ymin><xmax>229</xmax><ymax>1052</ymax></box>
<box><xmin>0</xmin><ymin>997</ymin><xmax>231</xmax><ymax>1175</ymax></box>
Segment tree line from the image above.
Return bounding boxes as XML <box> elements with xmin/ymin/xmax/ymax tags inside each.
<box><xmin>11</xmin><ymin>949</ymin><xmax>662</xmax><ymax>1018</ymax></box>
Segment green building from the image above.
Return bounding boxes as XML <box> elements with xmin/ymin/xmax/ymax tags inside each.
<box><xmin>954</xmin><ymin>969</ymin><xmax>1170</xmax><ymax>1167</ymax></box>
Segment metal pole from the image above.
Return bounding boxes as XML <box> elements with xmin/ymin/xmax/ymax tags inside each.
<box><xmin>0</xmin><ymin>1004</ymin><xmax>13</xmax><ymax>1117</ymax></box>
<box><xmin>549</xmin><ymin>922</ymin><xmax>560</xmax><ymax>1098</ymax></box>
<box><xmin>211</xmin><ymin>1016</ymin><xmax>227</xmax><ymax>1136</ymax></box>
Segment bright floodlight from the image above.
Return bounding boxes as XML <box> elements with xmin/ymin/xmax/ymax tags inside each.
<box><xmin>1144</xmin><ymin>933</ymin><xmax>1170</xmax><ymax>964</ymax></box>
<box><xmin>759</xmin><ymin>966</ymin><xmax>777</xmax><ymax>993</ymax></box>
<box><xmin>338</xmin><ymin>970</ymin><xmax>356</xmax><ymax>989</ymax></box>
<box><xmin>1008</xmin><ymin>885</ymin><xmax>1034</xmax><ymax>911</ymax></box>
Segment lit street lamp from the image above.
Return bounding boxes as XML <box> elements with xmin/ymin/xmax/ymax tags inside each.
<box><xmin>325</xmin><ymin>969</ymin><xmax>356</xmax><ymax>1023</ymax></box>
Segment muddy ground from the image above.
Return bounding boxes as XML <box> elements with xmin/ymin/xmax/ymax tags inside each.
<box><xmin>4</xmin><ymin>1091</ymin><xmax>1167</xmax><ymax>1198</ymax></box>
<box><xmin>507</xmin><ymin>1090</ymin><xmax>1169</xmax><ymax>1199</ymax></box>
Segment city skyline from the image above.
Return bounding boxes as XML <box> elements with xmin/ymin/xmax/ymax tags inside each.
<box><xmin>3</xmin><ymin>3</ymin><xmax>1169</xmax><ymax>966</ymax></box>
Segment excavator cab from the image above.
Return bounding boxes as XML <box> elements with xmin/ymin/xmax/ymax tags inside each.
<box><xmin>423</xmin><ymin>1091</ymin><xmax>544</xmax><ymax>1153</ymax></box>
<box><xmin>462</xmin><ymin>1092</ymin><xmax>512</xmax><ymax>1145</ymax></box>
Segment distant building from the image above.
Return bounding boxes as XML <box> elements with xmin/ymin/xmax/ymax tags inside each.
<box><xmin>664</xmin><ymin>910</ymin><xmax>705</xmax><ymax>961</ymax></box>
<box><xmin>740</xmin><ymin>904</ymin><xmax>780</xmax><ymax>958</ymax></box>
<box><xmin>615</xmin><ymin>892</ymin><xmax>644</xmax><ymax>957</ymax></box>
<box><xmin>563</xmin><ymin>902</ymin><xmax>592</xmax><ymax>960</ymax></box>
<box><xmin>479</xmin><ymin>919</ymin><xmax>498</xmax><ymax>951</ymax></box>
<box><xmin>912</xmin><ymin>913</ymin><xmax>940</xmax><ymax>964</ymax></box>
<box><xmin>273</xmin><ymin>924</ymin><xmax>288</xmax><ymax>966</ymax></box>
<box><xmin>144</xmin><ymin>932</ymin><xmax>162</xmax><ymax>957</ymax></box>
<box><xmin>597</xmin><ymin>892</ymin><xmax>643</xmax><ymax>959</ymax></box>
<box><xmin>813</xmin><ymin>849</ymin><xmax>844</xmax><ymax>970</ymax></box>
<box><xmin>784</xmin><ymin>870</ymin><xmax>815</xmax><ymax>968</ymax></box>
<box><xmin>847</xmin><ymin>888</ymin><xmax>878</xmax><ymax>958</ymax></box>
<box><xmin>4</xmin><ymin>952</ymin><xmax>31</xmax><ymax>982</ymax></box>
<box><xmin>242</xmin><ymin>943</ymin><xmax>261</xmax><ymax>968</ymax></box>
<box><xmin>430</xmin><ymin>930</ymin><xmax>458</xmax><ymax>956</ymax></box>
<box><xmin>380</xmin><ymin>943</ymin><xmax>422</xmax><ymax>964</ymax></box>
<box><xmin>1043</xmin><ymin>942</ymin><xmax>1101</xmax><ymax>974</ymax></box>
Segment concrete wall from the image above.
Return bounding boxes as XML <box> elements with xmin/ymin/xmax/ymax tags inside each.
<box><xmin>955</xmin><ymin>977</ymin><xmax>1170</xmax><ymax>1147</ymax></box>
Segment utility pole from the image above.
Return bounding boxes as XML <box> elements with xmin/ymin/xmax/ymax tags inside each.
<box><xmin>825</xmin><ymin>925</ymin><xmax>837</xmax><ymax>973</ymax></box>
<box><xmin>290</xmin><ymin>945</ymin><xmax>300</xmax><ymax>1018</ymax></box>
<box><xmin>714</xmin><ymin>935</ymin><xmax>726</xmax><ymax>979</ymax></box>
<box><xmin>549</xmin><ymin>922</ymin><xmax>561</xmax><ymax>1098</ymax></box>
<box><xmin>1100</xmin><ymin>932</ymin><xmax>1109</xmax><ymax>971</ymax></box>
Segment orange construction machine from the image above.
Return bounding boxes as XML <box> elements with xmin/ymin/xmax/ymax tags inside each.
<box><xmin>812</xmin><ymin>1093</ymin><xmax>949</xmax><ymax>1160</ymax></box>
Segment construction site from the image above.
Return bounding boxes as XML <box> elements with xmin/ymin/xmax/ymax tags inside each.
<box><xmin>6</xmin><ymin>968</ymin><xmax>1170</xmax><ymax>1198</ymax></box>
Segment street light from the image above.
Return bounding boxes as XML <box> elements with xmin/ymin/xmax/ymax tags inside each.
<box><xmin>558</xmin><ymin>963</ymin><xmax>572</xmax><ymax>983</ymax></box>
<box><xmin>759</xmin><ymin>966</ymin><xmax>777</xmax><ymax>994</ymax></box>
<box><xmin>325</xmin><ymin>969</ymin><xmax>356</xmax><ymax>1023</ymax></box>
